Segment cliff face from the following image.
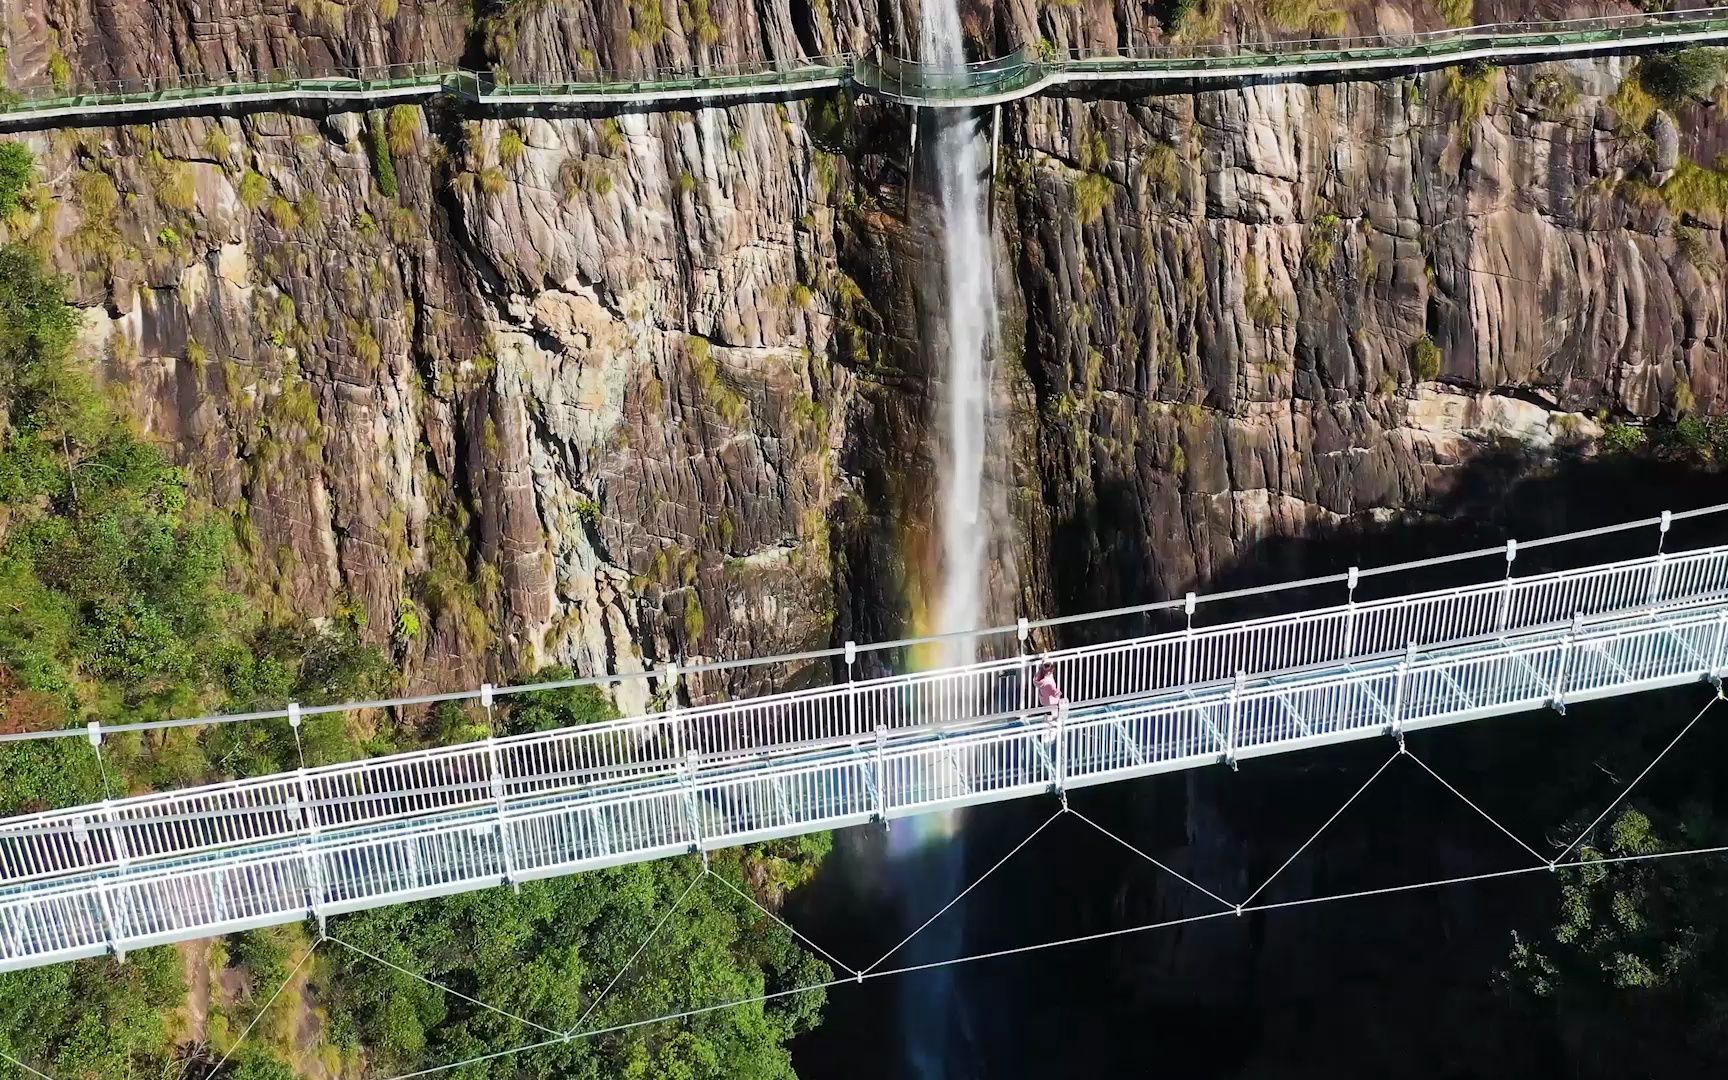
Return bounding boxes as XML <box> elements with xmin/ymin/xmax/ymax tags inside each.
<box><xmin>3</xmin><ymin>0</ymin><xmax>1724</xmax><ymax>700</ymax></box>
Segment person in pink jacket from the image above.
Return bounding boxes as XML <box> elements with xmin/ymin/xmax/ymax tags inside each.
<box><xmin>1034</xmin><ymin>662</ymin><xmax>1064</xmax><ymax>709</ymax></box>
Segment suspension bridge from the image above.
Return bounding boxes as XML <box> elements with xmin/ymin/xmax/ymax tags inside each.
<box><xmin>3</xmin><ymin>8</ymin><xmax>1726</xmax><ymax>127</ymax></box>
<box><xmin>2</xmin><ymin>507</ymin><xmax>1728</xmax><ymax>973</ymax></box>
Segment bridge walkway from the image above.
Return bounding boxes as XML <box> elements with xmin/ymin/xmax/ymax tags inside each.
<box><xmin>1</xmin><ymin>514</ymin><xmax>1727</xmax><ymax>969</ymax></box>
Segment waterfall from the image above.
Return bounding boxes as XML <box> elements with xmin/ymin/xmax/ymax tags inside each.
<box><xmin>885</xmin><ymin>0</ymin><xmax>1000</xmax><ymax>1073</ymax></box>
<box><xmin>924</xmin><ymin>0</ymin><xmax>996</xmax><ymax>669</ymax></box>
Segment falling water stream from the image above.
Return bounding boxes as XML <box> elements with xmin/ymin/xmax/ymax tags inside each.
<box><xmin>884</xmin><ymin>0</ymin><xmax>1000</xmax><ymax>1073</ymax></box>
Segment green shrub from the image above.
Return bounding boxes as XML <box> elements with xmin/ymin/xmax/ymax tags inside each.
<box><xmin>365</xmin><ymin>112</ymin><xmax>398</xmax><ymax>198</ymax></box>
<box><xmin>1661</xmin><ymin>158</ymin><xmax>1728</xmax><ymax>220</ymax></box>
<box><xmin>385</xmin><ymin>104</ymin><xmax>420</xmax><ymax>156</ymax></box>
<box><xmin>1159</xmin><ymin>0</ymin><xmax>1197</xmax><ymax>31</ymax></box>
<box><xmin>498</xmin><ymin>128</ymin><xmax>526</xmax><ymax>169</ymax></box>
<box><xmin>238</xmin><ymin>170</ymin><xmax>269</xmax><ymax>209</ymax></box>
<box><xmin>1638</xmin><ymin>48</ymin><xmax>1725</xmax><ymax>109</ymax></box>
<box><xmin>0</xmin><ymin>142</ymin><xmax>34</xmax><ymax>216</ymax></box>
<box><xmin>1601</xmin><ymin>422</ymin><xmax>1647</xmax><ymax>453</ymax></box>
<box><xmin>1442</xmin><ymin>61</ymin><xmax>1500</xmax><ymax>139</ymax></box>
<box><xmin>1411</xmin><ymin>334</ymin><xmax>1443</xmax><ymax>380</ymax></box>
<box><xmin>1075</xmin><ymin>171</ymin><xmax>1113</xmax><ymax>225</ymax></box>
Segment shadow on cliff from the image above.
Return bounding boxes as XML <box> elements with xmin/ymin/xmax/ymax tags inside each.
<box><xmin>1046</xmin><ymin>444</ymin><xmax>1728</xmax><ymax>650</ymax></box>
<box><xmin>795</xmin><ymin>445</ymin><xmax>1728</xmax><ymax>1080</ymax></box>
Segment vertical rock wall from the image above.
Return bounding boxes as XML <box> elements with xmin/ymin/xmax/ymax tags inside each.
<box><xmin>3</xmin><ymin>0</ymin><xmax>1725</xmax><ymax>702</ymax></box>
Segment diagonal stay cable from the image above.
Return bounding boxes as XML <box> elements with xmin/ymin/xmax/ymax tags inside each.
<box><xmin>1402</xmin><ymin>747</ymin><xmax>1549</xmax><ymax>866</ymax></box>
<box><xmin>1064</xmin><ymin>805</ymin><xmax>1236</xmax><ymax>911</ymax></box>
<box><xmin>324</xmin><ymin>933</ymin><xmax>566</xmax><ymax>1039</ymax></box>
<box><xmin>211</xmin><ymin>934</ymin><xmax>324</xmax><ymax>1074</ymax></box>
<box><xmin>1551</xmin><ymin>689</ymin><xmax>1720</xmax><ymax>866</ymax></box>
<box><xmin>0</xmin><ymin>1047</ymin><xmax>55</xmax><ymax>1080</ymax></box>
<box><xmin>567</xmin><ymin>866</ymin><xmax>706</xmax><ymax>1034</ymax></box>
<box><xmin>374</xmin><ymin>837</ymin><xmax>1728</xmax><ymax>1080</ymax></box>
<box><xmin>704</xmin><ymin>867</ymin><xmax>860</xmax><ymax>977</ymax></box>
<box><xmin>1554</xmin><ymin>842</ymin><xmax>1728</xmax><ymax>870</ymax></box>
<box><xmin>1237</xmin><ymin>747</ymin><xmax>1402</xmax><ymax>910</ymax></box>
<box><xmin>860</xmin><ymin>807</ymin><xmax>1066</xmax><ymax>976</ymax></box>
<box><xmin>868</xmin><ymin>909</ymin><xmax>1238</xmax><ymax>979</ymax></box>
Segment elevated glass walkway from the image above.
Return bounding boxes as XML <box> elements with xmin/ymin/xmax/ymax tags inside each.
<box><xmin>3</xmin><ymin>8</ymin><xmax>1726</xmax><ymax>126</ymax></box>
<box><xmin>3</xmin><ymin>519</ymin><xmax>1728</xmax><ymax>970</ymax></box>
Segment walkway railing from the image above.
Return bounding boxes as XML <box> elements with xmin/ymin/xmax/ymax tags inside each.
<box><xmin>855</xmin><ymin>8</ymin><xmax>1728</xmax><ymax>104</ymax></box>
<box><xmin>3</xmin><ymin>537</ymin><xmax>1727</xmax><ymax>888</ymax></box>
<box><xmin>3</xmin><ymin>589</ymin><xmax>1725</xmax><ymax>970</ymax></box>
<box><xmin>4</xmin><ymin>8</ymin><xmax>1727</xmax><ymax>123</ymax></box>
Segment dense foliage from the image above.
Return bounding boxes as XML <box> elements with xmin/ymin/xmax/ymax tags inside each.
<box><xmin>0</xmin><ymin>142</ymin><xmax>32</xmax><ymax>217</ymax></box>
<box><xmin>1502</xmin><ymin>807</ymin><xmax>1728</xmax><ymax>1071</ymax></box>
<box><xmin>0</xmin><ymin>245</ymin><xmax>829</xmax><ymax>1077</ymax></box>
<box><xmin>0</xmin><ymin>242</ymin><xmax>390</xmax><ymax>810</ymax></box>
<box><xmin>319</xmin><ymin>851</ymin><xmax>829</xmax><ymax>1079</ymax></box>
<box><xmin>1638</xmin><ymin>48</ymin><xmax>1725</xmax><ymax>109</ymax></box>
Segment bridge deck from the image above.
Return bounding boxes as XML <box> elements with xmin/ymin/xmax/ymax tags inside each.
<box><xmin>2</xmin><ymin>541</ymin><xmax>1726</xmax><ymax>970</ymax></box>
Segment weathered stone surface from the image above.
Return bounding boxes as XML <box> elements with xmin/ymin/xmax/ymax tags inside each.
<box><xmin>3</xmin><ymin>0</ymin><xmax>1724</xmax><ymax>706</ymax></box>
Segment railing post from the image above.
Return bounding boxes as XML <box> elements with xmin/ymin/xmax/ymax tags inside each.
<box><xmin>1017</xmin><ymin>618</ymin><xmax>1031</xmax><ymax>712</ymax></box>
<box><xmin>85</xmin><ymin>722</ymin><xmax>126</xmax><ymax>963</ymax></box>
<box><xmin>1181</xmin><ymin>591</ymin><xmax>1197</xmax><ymax>684</ymax></box>
<box><xmin>681</xmin><ymin>749</ymin><xmax>705</xmax><ymax>858</ymax></box>
<box><xmin>1390</xmin><ymin>641</ymin><xmax>1415</xmax><ymax>741</ymax></box>
<box><xmin>1496</xmin><ymin>539</ymin><xmax>1518</xmax><ymax>633</ymax></box>
<box><xmin>1</xmin><ymin>905</ymin><xmax>21</xmax><ymax>960</ymax></box>
<box><xmin>845</xmin><ymin>641</ymin><xmax>858</xmax><ymax>736</ymax></box>
<box><xmin>1710</xmin><ymin>610</ymin><xmax>1728</xmax><ymax>691</ymax></box>
<box><xmin>288</xmin><ymin>703</ymin><xmax>326</xmax><ymax>933</ymax></box>
<box><xmin>481</xmin><ymin>684</ymin><xmax>520</xmax><ymax>892</ymax></box>
<box><xmin>1649</xmin><ymin>510</ymin><xmax>1672</xmax><ymax>607</ymax></box>
<box><xmin>873</xmin><ymin>724</ymin><xmax>888</xmax><ymax>825</ymax></box>
<box><xmin>1052</xmin><ymin>700</ymin><xmax>1069</xmax><ymax>797</ymax></box>
<box><xmin>664</xmin><ymin>662</ymin><xmax>683</xmax><ymax>761</ymax></box>
<box><xmin>1342</xmin><ymin>567</ymin><xmax>1360</xmax><ymax>658</ymax></box>
<box><xmin>1224</xmin><ymin>670</ymin><xmax>1243</xmax><ymax>770</ymax></box>
<box><xmin>1551</xmin><ymin>613</ymin><xmax>1581</xmax><ymax>713</ymax></box>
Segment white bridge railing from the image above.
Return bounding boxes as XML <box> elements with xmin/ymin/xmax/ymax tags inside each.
<box><xmin>3</xmin><ymin>590</ymin><xmax>1725</xmax><ymax>970</ymax></box>
<box><xmin>2</xmin><ymin>541</ymin><xmax>1727</xmax><ymax>889</ymax></box>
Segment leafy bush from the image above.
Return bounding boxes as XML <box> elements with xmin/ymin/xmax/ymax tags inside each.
<box><xmin>503</xmin><ymin>666</ymin><xmax>619</xmax><ymax>734</ymax></box>
<box><xmin>1442</xmin><ymin>61</ymin><xmax>1500</xmax><ymax>139</ymax></box>
<box><xmin>1638</xmin><ymin>48</ymin><xmax>1725</xmax><ymax>109</ymax></box>
<box><xmin>1159</xmin><ymin>0</ymin><xmax>1197</xmax><ymax>31</ymax></box>
<box><xmin>365</xmin><ymin>111</ymin><xmax>398</xmax><ymax>198</ymax></box>
<box><xmin>0</xmin><ymin>141</ymin><xmax>33</xmax><ymax>216</ymax></box>
<box><xmin>1600</xmin><ymin>422</ymin><xmax>1647</xmax><ymax>453</ymax></box>
<box><xmin>1411</xmin><ymin>334</ymin><xmax>1443</xmax><ymax>380</ymax></box>
<box><xmin>316</xmin><ymin>848</ymin><xmax>830</xmax><ymax>1078</ymax></box>
<box><xmin>1074</xmin><ymin>171</ymin><xmax>1113</xmax><ymax>225</ymax></box>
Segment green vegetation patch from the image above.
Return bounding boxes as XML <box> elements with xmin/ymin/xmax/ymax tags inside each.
<box><xmin>0</xmin><ymin>141</ymin><xmax>33</xmax><ymax>217</ymax></box>
<box><xmin>1410</xmin><ymin>333</ymin><xmax>1443</xmax><ymax>380</ymax></box>
<box><xmin>1637</xmin><ymin>48</ymin><xmax>1725</xmax><ymax>111</ymax></box>
<box><xmin>1075</xmin><ymin>171</ymin><xmax>1113</xmax><ymax>225</ymax></box>
<box><xmin>365</xmin><ymin>110</ymin><xmax>399</xmax><ymax>198</ymax></box>
<box><xmin>1261</xmin><ymin>0</ymin><xmax>1346</xmax><ymax>36</ymax></box>
<box><xmin>1442</xmin><ymin>61</ymin><xmax>1501</xmax><ymax>141</ymax></box>
<box><xmin>1661</xmin><ymin>157</ymin><xmax>1728</xmax><ymax>221</ymax></box>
